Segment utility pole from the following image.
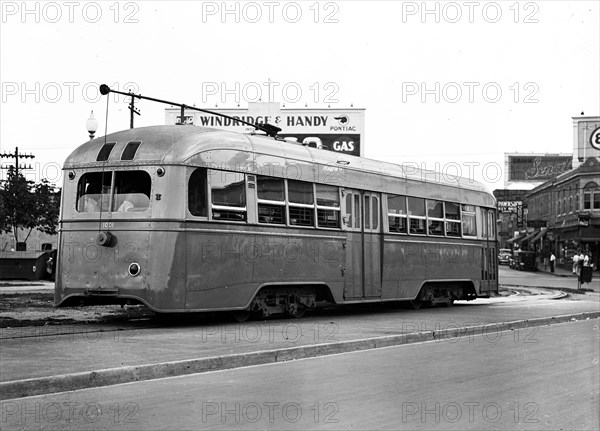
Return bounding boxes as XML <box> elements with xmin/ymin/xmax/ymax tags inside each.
<box><xmin>128</xmin><ymin>93</ymin><xmax>140</xmax><ymax>128</ymax></box>
<box><xmin>0</xmin><ymin>147</ymin><xmax>35</xmax><ymax>177</ymax></box>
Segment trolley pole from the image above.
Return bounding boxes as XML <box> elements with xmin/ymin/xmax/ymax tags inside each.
<box><xmin>0</xmin><ymin>147</ymin><xmax>35</xmax><ymax>178</ymax></box>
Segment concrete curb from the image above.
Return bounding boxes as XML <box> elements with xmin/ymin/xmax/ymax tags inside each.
<box><xmin>1</xmin><ymin>312</ymin><xmax>599</xmax><ymax>401</ymax></box>
<box><xmin>500</xmin><ymin>284</ymin><xmax>595</xmax><ymax>294</ymax></box>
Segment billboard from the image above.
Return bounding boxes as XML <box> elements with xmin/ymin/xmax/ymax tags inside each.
<box><xmin>165</xmin><ymin>103</ymin><xmax>365</xmax><ymax>157</ymax></box>
<box><xmin>506</xmin><ymin>154</ymin><xmax>572</xmax><ymax>184</ymax></box>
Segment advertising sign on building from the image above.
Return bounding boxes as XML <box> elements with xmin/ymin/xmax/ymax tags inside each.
<box><xmin>572</xmin><ymin>116</ymin><xmax>600</xmax><ymax>168</ymax></box>
<box><xmin>165</xmin><ymin>103</ymin><xmax>365</xmax><ymax>157</ymax></box>
<box><xmin>498</xmin><ymin>200</ymin><xmax>522</xmax><ymax>213</ymax></box>
<box><xmin>505</xmin><ymin>153</ymin><xmax>572</xmax><ymax>186</ymax></box>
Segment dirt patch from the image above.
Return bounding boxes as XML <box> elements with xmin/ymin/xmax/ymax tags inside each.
<box><xmin>0</xmin><ymin>292</ymin><xmax>154</xmax><ymax>327</ymax></box>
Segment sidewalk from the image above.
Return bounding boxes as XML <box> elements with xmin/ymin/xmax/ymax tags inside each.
<box><xmin>537</xmin><ymin>265</ymin><xmax>578</xmax><ymax>278</ymax></box>
<box><xmin>536</xmin><ymin>264</ymin><xmax>599</xmax><ymax>293</ymax></box>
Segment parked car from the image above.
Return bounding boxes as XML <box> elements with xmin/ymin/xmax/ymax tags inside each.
<box><xmin>32</xmin><ymin>249</ymin><xmax>57</xmax><ymax>281</ymax></box>
<box><xmin>498</xmin><ymin>248</ymin><xmax>512</xmax><ymax>265</ymax></box>
<box><xmin>509</xmin><ymin>250</ymin><xmax>537</xmax><ymax>271</ymax></box>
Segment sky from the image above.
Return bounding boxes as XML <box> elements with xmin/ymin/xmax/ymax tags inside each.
<box><xmin>1</xmin><ymin>0</ymin><xmax>599</xmax><ymax>191</ymax></box>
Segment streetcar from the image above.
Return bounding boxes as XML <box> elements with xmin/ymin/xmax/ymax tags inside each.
<box><xmin>55</xmin><ymin>124</ymin><xmax>498</xmax><ymax>319</ymax></box>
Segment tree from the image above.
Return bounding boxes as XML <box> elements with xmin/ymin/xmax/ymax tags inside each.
<box><xmin>0</xmin><ymin>166</ymin><xmax>61</xmax><ymax>245</ymax></box>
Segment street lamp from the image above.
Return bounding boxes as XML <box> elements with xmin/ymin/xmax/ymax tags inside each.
<box><xmin>86</xmin><ymin>111</ymin><xmax>98</xmax><ymax>140</ymax></box>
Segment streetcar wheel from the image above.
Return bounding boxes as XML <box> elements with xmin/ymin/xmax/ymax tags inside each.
<box><xmin>409</xmin><ymin>299</ymin><xmax>422</xmax><ymax>310</ymax></box>
<box><xmin>446</xmin><ymin>298</ymin><xmax>455</xmax><ymax>307</ymax></box>
<box><xmin>231</xmin><ymin>310</ymin><xmax>251</xmax><ymax>322</ymax></box>
<box><xmin>290</xmin><ymin>306</ymin><xmax>305</xmax><ymax>318</ymax></box>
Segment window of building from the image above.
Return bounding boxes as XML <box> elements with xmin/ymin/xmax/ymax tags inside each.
<box><xmin>210</xmin><ymin>170</ymin><xmax>246</xmax><ymax>221</ymax></box>
<box><xmin>462</xmin><ymin>204</ymin><xmax>477</xmax><ymax>236</ymax></box>
<box><xmin>583</xmin><ymin>182</ymin><xmax>600</xmax><ymax>210</ymax></box>
<box><xmin>288</xmin><ymin>180</ymin><xmax>314</xmax><ymax>226</ymax></box>
<box><xmin>316</xmin><ymin>184</ymin><xmax>340</xmax><ymax>228</ymax></box>
<box><xmin>387</xmin><ymin>195</ymin><xmax>407</xmax><ymax>233</ymax></box>
<box><xmin>257</xmin><ymin>176</ymin><xmax>285</xmax><ymax>224</ymax></box>
<box><xmin>188</xmin><ymin>168</ymin><xmax>207</xmax><ymax>217</ymax></box>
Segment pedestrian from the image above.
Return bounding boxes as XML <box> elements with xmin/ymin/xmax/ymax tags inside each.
<box><xmin>550</xmin><ymin>252</ymin><xmax>555</xmax><ymax>273</ymax></box>
<box><xmin>572</xmin><ymin>251</ymin><xmax>580</xmax><ymax>274</ymax></box>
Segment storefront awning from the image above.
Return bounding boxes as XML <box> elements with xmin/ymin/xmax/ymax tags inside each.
<box><xmin>507</xmin><ymin>233</ymin><xmax>526</xmax><ymax>244</ymax></box>
<box><xmin>530</xmin><ymin>227</ymin><xmax>547</xmax><ymax>243</ymax></box>
<box><xmin>519</xmin><ymin>230</ymin><xmax>539</xmax><ymax>244</ymax></box>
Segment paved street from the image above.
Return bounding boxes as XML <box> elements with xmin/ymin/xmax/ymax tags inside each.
<box><xmin>1</xmin><ymin>318</ymin><xmax>597</xmax><ymax>430</ymax></box>
<box><xmin>498</xmin><ymin>266</ymin><xmax>599</xmax><ymax>292</ymax></box>
<box><xmin>1</xmin><ymin>267</ymin><xmax>598</xmax><ymax>431</ymax></box>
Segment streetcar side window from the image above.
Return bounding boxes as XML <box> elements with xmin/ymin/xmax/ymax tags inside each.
<box><xmin>287</xmin><ymin>180</ymin><xmax>314</xmax><ymax>226</ymax></box>
<box><xmin>371</xmin><ymin>196</ymin><xmax>379</xmax><ymax>230</ymax></box>
<box><xmin>387</xmin><ymin>195</ymin><xmax>407</xmax><ymax>233</ymax></box>
<box><xmin>407</xmin><ymin>197</ymin><xmax>426</xmax><ymax>235</ymax></box>
<box><xmin>462</xmin><ymin>204</ymin><xmax>477</xmax><ymax>236</ymax></box>
<box><xmin>427</xmin><ymin>199</ymin><xmax>444</xmax><ymax>236</ymax></box>
<box><xmin>188</xmin><ymin>168</ymin><xmax>208</xmax><ymax>217</ymax></box>
<box><xmin>487</xmin><ymin>210</ymin><xmax>495</xmax><ymax>240</ymax></box>
<box><xmin>445</xmin><ymin>202</ymin><xmax>461</xmax><ymax>237</ymax></box>
<box><xmin>257</xmin><ymin>176</ymin><xmax>285</xmax><ymax>224</ymax></box>
<box><xmin>112</xmin><ymin>171</ymin><xmax>151</xmax><ymax>212</ymax></box>
<box><xmin>76</xmin><ymin>172</ymin><xmax>111</xmax><ymax>213</ymax></box>
<box><xmin>316</xmin><ymin>184</ymin><xmax>341</xmax><ymax>228</ymax></box>
<box><xmin>210</xmin><ymin>170</ymin><xmax>247</xmax><ymax>222</ymax></box>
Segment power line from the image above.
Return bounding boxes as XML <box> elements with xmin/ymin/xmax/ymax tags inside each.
<box><xmin>0</xmin><ymin>147</ymin><xmax>35</xmax><ymax>178</ymax></box>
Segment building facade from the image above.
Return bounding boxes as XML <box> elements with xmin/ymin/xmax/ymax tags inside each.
<box><xmin>525</xmin><ymin>116</ymin><xmax>600</xmax><ymax>269</ymax></box>
<box><xmin>526</xmin><ymin>157</ymin><xmax>600</xmax><ymax>269</ymax></box>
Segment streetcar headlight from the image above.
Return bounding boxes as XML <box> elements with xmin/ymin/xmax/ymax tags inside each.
<box><xmin>128</xmin><ymin>262</ymin><xmax>141</xmax><ymax>277</ymax></box>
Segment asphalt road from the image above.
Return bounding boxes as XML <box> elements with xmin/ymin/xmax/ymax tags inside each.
<box><xmin>1</xmin><ymin>318</ymin><xmax>597</xmax><ymax>430</ymax></box>
<box><xmin>1</xmin><ymin>283</ymin><xmax>598</xmax><ymax>384</ymax></box>
<box><xmin>498</xmin><ymin>266</ymin><xmax>599</xmax><ymax>291</ymax></box>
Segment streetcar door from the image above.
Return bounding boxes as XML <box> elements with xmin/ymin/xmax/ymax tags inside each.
<box><xmin>341</xmin><ymin>189</ymin><xmax>382</xmax><ymax>299</ymax></box>
<box><xmin>363</xmin><ymin>192</ymin><xmax>382</xmax><ymax>298</ymax></box>
<box><xmin>480</xmin><ymin>209</ymin><xmax>497</xmax><ymax>295</ymax></box>
<box><xmin>343</xmin><ymin>189</ymin><xmax>363</xmax><ymax>298</ymax></box>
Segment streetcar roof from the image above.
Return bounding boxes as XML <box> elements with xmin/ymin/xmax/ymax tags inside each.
<box><xmin>64</xmin><ymin>125</ymin><xmax>495</xmax><ymax>205</ymax></box>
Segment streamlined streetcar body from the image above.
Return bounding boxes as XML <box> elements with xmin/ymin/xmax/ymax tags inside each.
<box><xmin>55</xmin><ymin>125</ymin><xmax>498</xmax><ymax>316</ymax></box>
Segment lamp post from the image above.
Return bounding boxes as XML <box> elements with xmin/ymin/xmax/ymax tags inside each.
<box><xmin>86</xmin><ymin>111</ymin><xmax>98</xmax><ymax>140</ymax></box>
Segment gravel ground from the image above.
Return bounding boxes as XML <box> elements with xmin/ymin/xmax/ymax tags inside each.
<box><xmin>0</xmin><ymin>291</ymin><xmax>153</xmax><ymax>327</ymax></box>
